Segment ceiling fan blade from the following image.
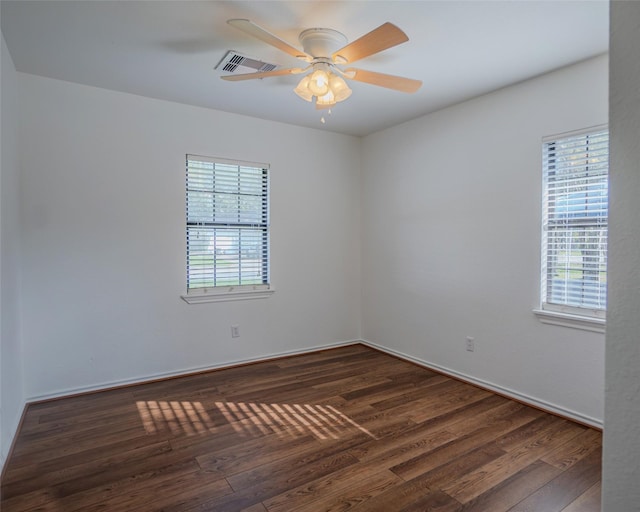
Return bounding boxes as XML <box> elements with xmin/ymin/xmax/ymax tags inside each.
<box><xmin>228</xmin><ymin>19</ymin><xmax>312</xmax><ymax>62</ymax></box>
<box><xmin>345</xmin><ymin>68</ymin><xmax>422</xmax><ymax>93</ymax></box>
<box><xmin>332</xmin><ymin>22</ymin><xmax>409</xmax><ymax>64</ymax></box>
<box><xmin>221</xmin><ymin>67</ymin><xmax>306</xmax><ymax>81</ymax></box>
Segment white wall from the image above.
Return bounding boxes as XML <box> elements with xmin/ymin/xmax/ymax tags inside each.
<box><xmin>18</xmin><ymin>74</ymin><xmax>362</xmax><ymax>399</ymax></box>
<box><xmin>361</xmin><ymin>55</ymin><xmax>608</xmax><ymax>426</ymax></box>
<box><xmin>602</xmin><ymin>2</ymin><xmax>640</xmax><ymax>510</ymax></box>
<box><xmin>1</xmin><ymin>33</ymin><xmax>24</xmax><ymax>468</ymax></box>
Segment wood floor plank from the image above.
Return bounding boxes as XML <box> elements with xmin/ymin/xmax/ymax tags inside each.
<box><xmin>350</xmin><ymin>425</ymin><xmax>458</xmax><ymax>466</ymax></box>
<box><xmin>389</xmin><ymin>403</ymin><xmax>542</xmax><ymax>482</ymax></box>
<box><xmin>506</xmin><ymin>446</ymin><xmax>602</xmax><ymax>512</ymax></box>
<box><xmin>541</xmin><ymin>427</ymin><xmax>602</xmax><ymax>470</ymax></box>
<box><xmin>459</xmin><ymin>459</ymin><xmax>562</xmax><ymax>512</ymax></box>
<box><xmin>86</xmin><ymin>468</ymin><xmax>231</xmax><ymax>512</ymax></box>
<box><xmin>344</xmin><ymin>472</ymin><xmax>435</xmax><ymax>512</ymax></box>
<box><xmin>3</xmin><ymin>458</ymin><xmax>204</xmax><ymax>512</ymax></box>
<box><xmin>407</xmin><ymin>384</ymin><xmax>492</xmax><ymax>422</ymax></box>
<box><xmin>31</xmin><ymin>393</ymin><xmax>137</xmax><ymax>424</ymax></box>
<box><xmin>340</xmin><ymin>404</ymin><xmax>418</xmax><ymax>439</ymax></box>
<box><xmin>52</xmin><ymin>439</ymin><xmax>228</xmax><ymax>500</ymax></box>
<box><xmin>14</xmin><ymin>403</ymin><xmax>141</xmax><ymax>440</ymax></box>
<box><xmin>339</xmin><ymin>378</ymin><xmax>417</xmax><ymax>402</ymax></box>
<box><xmin>133</xmin><ymin>472</ymin><xmax>233</xmax><ymax>512</ymax></box>
<box><xmin>263</xmin><ymin>463</ymin><xmax>401</xmax><ymax>512</ymax></box>
<box><xmin>11</xmin><ymin>415</ymin><xmax>148</xmax><ymax>461</ymax></box>
<box><xmin>368</xmin><ymin>376</ymin><xmax>463</xmax><ymax>411</ymax></box>
<box><xmin>398</xmin><ymin>444</ymin><xmax>507</xmax><ymax>491</ymax></box>
<box><xmin>399</xmin><ymin>489</ymin><xmax>463</xmax><ymax>512</ymax></box>
<box><xmin>0</xmin><ymin>345</ymin><xmax>603</xmax><ymax>512</ymax></box>
<box><xmin>196</xmin><ymin>433</ymin><xmax>318</xmax><ymax>475</ymax></box>
<box><xmin>187</xmin><ymin>452</ymin><xmax>360</xmax><ymax>512</ymax></box>
<box><xmin>4</xmin><ymin>431</ymin><xmax>173</xmax><ymax>479</ymax></box>
<box><xmin>494</xmin><ymin>415</ymin><xmax>579</xmax><ymax>452</ymax></box>
<box><xmin>225</xmin><ymin>444</ymin><xmax>360</xmax><ymax>492</ymax></box>
<box><xmin>348</xmin><ymin>394</ymin><xmax>513</xmax><ymax>467</ymax></box>
<box><xmin>292</xmin><ymin>469</ymin><xmax>399</xmax><ymax>512</ymax></box>
<box><xmin>2</xmin><ymin>439</ymin><xmax>172</xmax><ymax>499</ymax></box>
<box><xmin>239</xmin><ymin>504</ymin><xmax>268</xmax><ymax>512</ymax></box>
<box><xmin>561</xmin><ymin>481</ymin><xmax>602</xmax><ymax>512</ymax></box>
<box><xmin>442</xmin><ymin>419</ymin><xmax>588</xmax><ymax>503</ymax></box>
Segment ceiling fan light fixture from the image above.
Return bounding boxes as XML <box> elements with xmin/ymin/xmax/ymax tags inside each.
<box><xmin>316</xmin><ymin>89</ymin><xmax>335</xmax><ymax>106</ymax></box>
<box><xmin>294</xmin><ymin>75</ymin><xmax>314</xmax><ymax>101</ymax></box>
<box><xmin>328</xmin><ymin>74</ymin><xmax>352</xmax><ymax>102</ymax></box>
<box><xmin>295</xmin><ymin>68</ymin><xmax>352</xmax><ymax>106</ymax></box>
<box><xmin>308</xmin><ymin>69</ymin><xmax>330</xmax><ymax>96</ymax></box>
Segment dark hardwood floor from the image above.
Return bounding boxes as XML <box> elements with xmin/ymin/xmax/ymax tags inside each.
<box><xmin>1</xmin><ymin>344</ymin><xmax>602</xmax><ymax>511</ymax></box>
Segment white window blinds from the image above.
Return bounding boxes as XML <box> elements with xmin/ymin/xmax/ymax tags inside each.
<box><xmin>186</xmin><ymin>155</ymin><xmax>269</xmax><ymax>292</ymax></box>
<box><xmin>541</xmin><ymin>127</ymin><xmax>608</xmax><ymax>316</ymax></box>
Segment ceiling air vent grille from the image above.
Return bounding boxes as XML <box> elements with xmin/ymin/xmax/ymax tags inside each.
<box><xmin>215</xmin><ymin>51</ymin><xmax>278</xmax><ymax>74</ymax></box>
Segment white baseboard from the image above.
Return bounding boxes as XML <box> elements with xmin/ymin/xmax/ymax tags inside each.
<box><xmin>26</xmin><ymin>339</ymin><xmax>360</xmax><ymax>403</ymax></box>
<box><xmin>360</xmin><ymin>339</ymin><xmax>603</xmax><ymax>429</ymax></box>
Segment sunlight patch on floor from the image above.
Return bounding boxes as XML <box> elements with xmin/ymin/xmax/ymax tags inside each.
<box><xmin>136</xmin><ymin>400</ymin><xmax>216</xmax><ymax>435</ymax></box>
<box><xmin>136</xmin><ymin>400</ymin><xmax>376</xmax><ymax>440</ymax></box>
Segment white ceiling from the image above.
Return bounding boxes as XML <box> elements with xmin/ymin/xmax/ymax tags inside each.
<box><xmin>1</xmin><ymin>1</ymin><xmax>609</xmax><ymax>137</ymax></box>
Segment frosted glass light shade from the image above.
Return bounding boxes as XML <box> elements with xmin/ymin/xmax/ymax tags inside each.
<box><xmin>329</xmin><ymin>74</ymin><xmax>352</xmax><ymax>102</ymax></box>
<box><xmin>316</xmin><ymin>89</ymin><xmax>336</xmax><ymax>107</ymax></box>
<box><xmin>294</xmin><ymin>75</ymin><xmax>313</xmax><ymax>101</ymax></box>
<box><xmin>308</xmin><ymin>69</ymin><xmax>330</xmax><ymax>96</ymax></box>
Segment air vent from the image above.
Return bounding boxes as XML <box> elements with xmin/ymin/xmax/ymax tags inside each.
<box><xmin>215</xmin><ymin>51</ymin><xmax>278</xmax><ymax>74</ymax></box>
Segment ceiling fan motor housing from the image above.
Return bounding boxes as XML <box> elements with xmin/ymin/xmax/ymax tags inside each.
<box><xmin>298</xmin><ymin>28</ymin><xmax>347</xmax><ymax>59</ymax></box>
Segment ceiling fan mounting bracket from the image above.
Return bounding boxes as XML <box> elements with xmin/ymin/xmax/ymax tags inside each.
<box><xmin>298</xmin><ymin>28</ymin><xmax>347</xmax><ymax>59</ymax></box>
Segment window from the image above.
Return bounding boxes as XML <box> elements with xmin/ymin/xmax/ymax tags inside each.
<box><xmin>183</xmin><ymin>155</ymin><xmax>271</xmax><ymax>303</ymax></box>
<box><xmin>540</xmin><ymin>126</ymin><xmax>608</xmax><ymax>323</ymax></box>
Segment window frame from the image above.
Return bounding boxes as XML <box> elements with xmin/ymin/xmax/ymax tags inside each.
<box><xmin>535</xmin><ymin>125</ymin><xmax>608</xmax><ymax>332</ymax></box>
<box><xmin>181</xmin><ymin>154</ymin><xmax>274</xmax><ymax>304</ymax></box>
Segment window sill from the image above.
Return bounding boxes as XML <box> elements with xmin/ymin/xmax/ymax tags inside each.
<box><xmin>533</xmin><ymin>308</ymin><xmax>605</xmax><ymax>333</ymax></box>
<box><xmin>181</xmin><ymin>286</ymin><xmax>275</xmax><ymax>304</ymax></box>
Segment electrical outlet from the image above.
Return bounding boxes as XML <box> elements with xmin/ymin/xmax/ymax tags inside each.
<box><xmin>231</xmin><ymin>325</ymin><xmax>240</xmax><ymax>338</ymax></box>
<box><xmin>466</xmin><ymin>336</ymin><xmax>475</xmax><ymax>352</ymax></box>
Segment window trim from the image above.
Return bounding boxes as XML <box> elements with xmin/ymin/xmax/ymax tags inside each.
<box><xmin>533</xmin><ymin>308</ymin><xmax>605</xmax><ymax>334</ymax></box>
<box><xmin>182</xmin><ymin>154</ymin><xmax>272</xmax><ymax>304</ymax></box>
<box><xmin>535</xmin><ymin>124</ymin><xmax>608</xmax><ymax>330</ymax></box>
<box><xmin>181</xmin><ymin>284</ymin><xmax>275</xmax><ymax>304</ymax></box>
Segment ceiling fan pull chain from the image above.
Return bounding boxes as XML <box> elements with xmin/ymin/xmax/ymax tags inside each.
<box><xmin>320</xmin><ymin>108</ymin><xmax>332</xmax><ymax>125</ymax></box>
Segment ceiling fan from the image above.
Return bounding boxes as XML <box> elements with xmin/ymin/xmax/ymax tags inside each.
<box><xmin>221</xmin><ymin>19</ymin><xmax>422</xmax><ymax>110</ymax></box>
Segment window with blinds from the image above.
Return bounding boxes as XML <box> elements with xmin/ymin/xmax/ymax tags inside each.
<box><xmin>186</xmin><ymin>155</ymin><xmax>269</xmax><ymax>293</ymax></box>
<box><xmin>541</xmin><ymin>127</ymin><xmax>608</xmax><ymax>317</ymax></box>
